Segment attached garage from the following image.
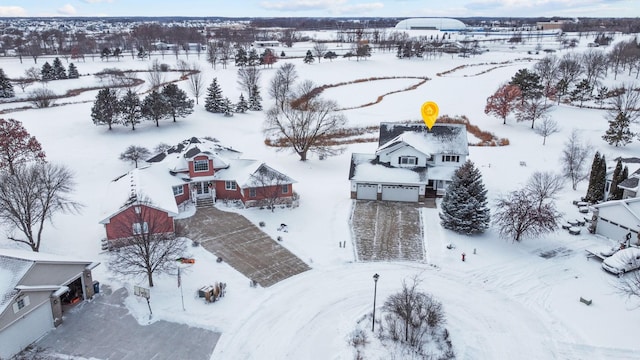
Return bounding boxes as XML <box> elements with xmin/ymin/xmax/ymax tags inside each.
<box><xmin>0</xmin><ymin>301</ymin><xmax>53</xmax><ymax>359</ymax></box>
<box><xmin>592</xmin><ymin>198</ymin><xmax>640</xmax><ymax>243</ymax></box>
<box><xmin>382</xmin><ymin>185</ymin><xmax>419</xmax><ymax>202</ymax></box>
<box><xmin>356</xmin><ymin>184</ymin><xmax>378</xmax><ymax>200</ymax></box>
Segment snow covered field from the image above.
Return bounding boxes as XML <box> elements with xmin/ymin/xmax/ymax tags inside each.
<box><xmin>2</xmin><ymin>32</ymin><xmax>640</xmax><ymax>359</ymax></box>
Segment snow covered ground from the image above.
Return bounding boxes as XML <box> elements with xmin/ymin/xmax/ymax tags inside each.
<box><xmin>2</xmin><ymin>31</ymin><xmax>640</xmax><ymax>359</ymax></box>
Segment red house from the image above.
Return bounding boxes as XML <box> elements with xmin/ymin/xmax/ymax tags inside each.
<box><xmin>100</xmin><ymin>137</ymin><xmax>297</xmax><ymax>243</ymax></box>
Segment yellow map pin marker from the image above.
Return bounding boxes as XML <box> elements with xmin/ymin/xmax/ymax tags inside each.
<box><xmin>421</xmin><ymin>101</ymin><xmax>439</xmax><ymax>130</ymax></box>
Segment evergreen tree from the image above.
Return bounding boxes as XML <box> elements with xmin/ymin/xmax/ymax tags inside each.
<box><xmin>234</xmin><ymin>47</ymin><xmax>247</xmax><ymax>67</ymax></box>
<box><xmin>161</xmin><ymin>83</ymin><xmax>194</xmax><ymax>122</ymax></box>
<box><xmin>247</xmin><ymin>48</ymin><xmax>260</xmax><ymax>66</ymax></box>
<box><xmin>570</xmin><ymin>79</ymin><xmax>593</xmax><ymax>107</ymax></box>
<box><xmin>584</xmin><ymin>152</ymin><xmax>606</xmax><ymax>203</ymax></box>
<box><xmin>602</xmin><ymin>112</ymin><xmax>634</xmax><ymax>147</ymax></box>
<box><xmin>41</xmin><ymin>62</ymin><xmax>55</xmax><ymax>81</ymax></box>
<box><xmin>607</xmin><ymin>159</ymin><xmax>624</xmax><ymax>201</ymax></box>
<box><xmin>67</xmin><ymin>63</ymin><xmax>80</xmax><ymax>79</ymax></box>
<box><xmin>439</xmin><ymin>160</ymin><xmax>490</xmax><ymax>235</ymax></box>
<box><xmin>141</xmin><ymin>91</ymin><xmax>170</xmax><ymax>127</ymax></box>
<box><xmin>509</xmin><ymin>68</ymin><xmax>543</xmax><ymax>103</ymax></box>
<box><xmin>249</xmin><ymin>84</ymin><xmax>262</xmax><ymax>111</ymax></box>
<box><xmin>119</xmin><ymin>89</ymin><xmax>142</xmax><ymax>130</ymax></box>
<box><xmin>52</xmin><ymin>57</ymin><xmax>67</xmax><ymax>80</ymax></box>
<box><xmin>91</xmin><ymin>88</ymin><xmax>120</xmax><ymax>130</ymax></box>
<box><xmin>204</xmin><ymin>78</ymin><xmax>224</xmax><ymax>113</ymax></box>
<box><xmin>236</xmin><ymin>93</ymin><xmax>249</xmax><ymax>113</ymax></box>
<box><xmin>221</xmin><ymin>97</ymin><xmax>234</xmax><ymax>116</ymax></box>
<box><xmin>303</xmin><ymin>50</ymin><xmax>315</xmax><ymax>64</ymax></box>
<box><xmin>0</xmin><ymin>68</ymin><xmax>14</xmax><ymax>98</ymax></box>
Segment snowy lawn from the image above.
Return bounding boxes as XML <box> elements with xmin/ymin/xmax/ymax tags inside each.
<box><xmin>1</xmin><ymin>32</ymin><xmax>640</xmax><ymax>359</ymax></box>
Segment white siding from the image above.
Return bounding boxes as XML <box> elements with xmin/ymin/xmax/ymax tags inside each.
<box><xmin>0</xmin><ymin>302</ymin><xmax>53</xmax><ymax>359</ymax></box>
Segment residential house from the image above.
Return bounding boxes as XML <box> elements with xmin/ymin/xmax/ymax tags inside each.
<box><xmin>605</xmin><ymin>157</ymin><xmax>640</xmax><ymax>200</ymax></box>
<box><xmin>100</xmin><ymin>137</ymin><xmax>296</xmax><ymax>242</ymax></box>
<box><xmin>0</xmin><ymin>249</ymin><xmax>99</xmax><ymax>359</ymax></box>
<box><xmin>349</xmin><ymin>122</ymin><xmax>469</xmax><ymax>202</ymax></box>
<box><xmin>590</xmin><ymin>197</ymin><xmax>640</xmax><ymax>245</ymax></box>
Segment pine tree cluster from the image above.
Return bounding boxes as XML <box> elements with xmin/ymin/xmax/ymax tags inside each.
<box><xmin>204</xmin><ymin>77</ymin><xmax>262</xmax><ymax>115</ymax></box>
<box><xmin>607</xmin><ymin>159</ymin><xmax>629</xmax><ymax>201</ymax></box>
<box><xmin>584</xmin><ymin>152</ymin><xmax>607</xmax><ymax>203</ymax></box>
<box><xmin>439</xmin><ymin>160</ymin><xmax>490</xmax><ymax>235</ymax></box>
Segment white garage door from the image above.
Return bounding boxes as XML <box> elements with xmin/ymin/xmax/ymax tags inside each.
<box><xmin>0</xmin><ymin>302</ymin><xmax>53</xmax><ymax>359</ymax></box>
<box><xmin>356</xmin><ymin>184</ymin><xmax>378</xmax><ymax>200</ymax></box>
<box><xmin>382</xmin><ymin>185</ymin><xmax>419</xmax><ymax>202</ymax></box>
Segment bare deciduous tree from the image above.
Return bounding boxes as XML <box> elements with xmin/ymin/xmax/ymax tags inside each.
<box><xmin>186</xmin><ymin>63</ymin><xmax>205</xmax><ymax>105</ymax></box>
<box><xmin>0</xmin><ymin>163</ymin><xmax>81</xmax><ymax>252</ymax></box>
<box><xmin>516</xmin><ymin>97</ymin><xmax>554</xmax><ymax>129</ymax></box>
<box><xmin>29</xmin><ymin>87</ymin><xmax>56</xmax><ymax>108</ymax></box>
<box><xmin>119</xmin><ymin>145</ymin><xmax>150</xmax><ymax>168</ymax></box>
<box><xmin>534</xmin><ymin>117</ymin><xmax>560</xmax><ymax>145</ymax></box>
<box><xmin>524</xmin><ymin>171</ymin><xmax>565</xmax><ymax>208</ymax></box>
<box><xmin>108</xmin><ymin>201</ymin><xmax>186</xmax><ymax>287</ymax></box>
<box><xmin>269</xmin><ymin>63</ymin><xmax>298</xmax><ymax>110</ymax></box>
<box><xmin>493</xmin><ymin>188</ymin><xmax>561</xmax><ymax>242</ymax></box>
<box><xmin>264</xmin><ymin>96</ymin><xmax>347</xmax><ymax>161</ymax></box>
<box><xmin>607</xmin><ymin>83</ymin><xmax>640</xmax><ymax>124</ymax></box>
<box><xmin>313</xmin><ymin>42</ymin><xmax>328</xmax><ymax>63</ymax></box>
<box><xmin>561</xmin><ymin>130</ymin><xmax>591</xmax><ymax>190</ymax></box>
<box><xmin>146</xmin><ymin>59</ymin><xmax>166</xmax><ymax>90</ymax></box>
<box><xmin>237</xmin><ymin>66</ymin><xmax>261</xmax><ymax>100</ymax></box>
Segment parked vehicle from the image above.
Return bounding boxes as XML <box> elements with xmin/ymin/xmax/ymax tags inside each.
<box><xmin>601</xmin><ymin>248</ymin><xmax>640</xmax><ymax>276</ymax></box>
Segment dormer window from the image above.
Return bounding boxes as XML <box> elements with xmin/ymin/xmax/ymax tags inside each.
<box><xmin>442</xmin><ymin>155</ymin><xmax>460</xmax><ymax>163</ymax></box>
<box><xmin>399</xmin><ymin>156</ymin><xmax>417</xmax><ymax>166</ymax></box>
<box><xmin>194</xmin><ymin>159</ymin><xmax>209</xmax><ymax>172</ymax></box>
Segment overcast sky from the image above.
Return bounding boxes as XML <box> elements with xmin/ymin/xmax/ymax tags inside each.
<box><xmin>0</xmin><ymin>0</ymin><xmax>638</xmax><ymax>18</ymax></box>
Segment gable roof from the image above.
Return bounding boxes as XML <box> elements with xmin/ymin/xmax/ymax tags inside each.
<box><xmin>213</xmin><ymin>160</ymin><xmax>296</xmax><ymax>189</ymax></box>
<box><xmin>349</xmin><ymin>153</ymin><xmax>428</xmax><ymax>183</ymax></box>
<box><xmin>147</xmin><ymin>137</ymin><xmax>242</xmax><ymax>172</ymax></box>
<box><xmin>0</xmin><ymin>248</ymin><xmax>97</xmax><ymax>314</ymax></box>
<box><xmin>592</xmin><ymin>197</ymin><xmax>640</xmax><ymax>224</ymax></box>
<box><xmin>99</xmin><ymin>165</ymin><xmax>186</xmax><ymax>223</ymax></box>
<box><xmin>377</xmin><ymin>122</ymin><xmax>469</xmax><ymax>156</ymax></box>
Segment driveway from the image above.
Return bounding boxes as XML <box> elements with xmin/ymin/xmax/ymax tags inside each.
<box><xmin>36</xmin><ymin>286</ymin><xmax>219</xmax><ymax>360</ymax></box>
<box><xmin>350</xmin><ymin>200</ymin><xmax>425</xmax><ymax>261</ymax></box>
<box><xmin>177</xmin><ymin>207</ymin><xmax>310</xmax><ymax>287</ymax></box>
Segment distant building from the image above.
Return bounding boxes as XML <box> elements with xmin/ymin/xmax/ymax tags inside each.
<box><xmin>395</xmin><ymin>18</ymin><xmax>466</xmax><ymax>31</ymax></box>
<box><xmin>536</xmin><ymin>20</ymin><xmax>566</xmax><ymax>31</ymax></box>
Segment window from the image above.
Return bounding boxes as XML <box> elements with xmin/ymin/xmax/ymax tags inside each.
<box><xmin>249</xmin><ymin>188</ymin><xmax>256</xmax><ymax>197</ymax></box>
<box><xmin>132</xmin><ymin>222</ymin><xmax>149</xmax><ymax>235</ymax></box>
<box><xmin>134</xmin><ymin>206</ymin><xmax>141</xmax><ymax>214</ymax></box>
<box><xmin>225</xmin><ymin>181</ymin><xmax>237</xmax><ymax>190</ymax></box>
<box><xmin>399</xmin><ymin>156</ymin><xmax>417</xmax><ymax>166</ymax></box>
<box><xmin>12</xmin><ymin>296</ymin><xmax>29</xmax><ymax>313</ymax></box>
<box><xmin>194</xmin><ymin>159</ymin><xmax>209</xmax><ymax>172</ymax></box>
<box><xmin>281</xmin><ymin>184</ymin><xmax>289</xmax><ymax>194</ymax></box>
<box><xmin>441</xmin><ymin>155</ymin><xmax>460</xmax><ymax>163</ymax></box>
<box><xmin>173</xmin><ymin>185</ymin><xmax>184</xmax><ymax>196</ymax></box>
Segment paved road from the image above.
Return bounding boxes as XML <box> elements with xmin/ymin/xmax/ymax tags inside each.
<box><xmin>36</xmin><ymin>286</ymin><xmax>219</xmax><ymax>360</ymax></box>
<box><xmin>177</xmin><ymin>207</ymin><xmax>310</xmax><ymax>287</ymax></box>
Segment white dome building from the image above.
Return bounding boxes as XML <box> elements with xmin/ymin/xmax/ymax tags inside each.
<box><xmin>395</xmin><ymin>18</ymin><xmax>466</xmax><ymax>31</ymax></box>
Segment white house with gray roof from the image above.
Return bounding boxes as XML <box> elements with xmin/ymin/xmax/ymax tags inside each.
<box><xmin>0</xmin><ymin>249</ymin><xmax>99</xmax><ymax>359</ymax></box>
<box><xmin>349</xmin><ymin>122</ymin><xmax>469</xmax><ymax>202</ymax></box>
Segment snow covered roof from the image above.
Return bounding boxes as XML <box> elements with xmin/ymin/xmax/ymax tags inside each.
<box><xmin>377</xmin><ymin>123</ymin><xmax>468</xmax><ymax>156</ymax></box>
<box><xmin>147</xmin><ymin>137</ymin><xmax>241</xmax><ymax>173</ymax></box>
<box><xmin>100</xmin><ymin>165</ymin><xmax>186</xmax><ymax>223</ymax></box>
<box><xmin>395</xmin><ymin>18</ymin><xmax>467</xmax><ymax>31</ymax></box>
<box><xmin>0</xmin><ymin>248</ymin><xmax>97</xmax><ymax>314</ymax></box>
<box><xmin>592</xmin><ymin>197</ymin><xmax>640</xmax><ymax>224</ymax></box>
<box><xmin>349</xmin><ymin>153</ymin><xmax>427</xmax><ymax>184</ymax></box>
<box><xmin>214</xmin><ymin>160</ymin><xmax>296</xmax><ymax>189</ymax></box>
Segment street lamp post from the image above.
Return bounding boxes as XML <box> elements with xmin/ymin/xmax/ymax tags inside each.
<box><xmin>372</xmin><ymin>273</ymin><xmax>379</xmax><ymax>332</ymax></box>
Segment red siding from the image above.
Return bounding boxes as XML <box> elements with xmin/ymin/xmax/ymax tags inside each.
<box><xmin>174</xmin><ymin>184</ymin><xmax>190</xmax><ymax>205</ymax></box>
<box><xmin>215</xmin><ymin>181</ymin><xmax>242</xmax><ymax>200</ymax></box>
<box><xmin>245</xmin><ymin>184</ymin><xmax>294</xmax><ymax>201</ymax></box>
<box><xmin>188</xmin><ymin>155</ymin><xmax>215</xmax><ymax>178</ymax></box>
<box><xmin>104</xmin><ymin>205</ymin><xmax>175</xmax><ymax>241</ymax></box>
